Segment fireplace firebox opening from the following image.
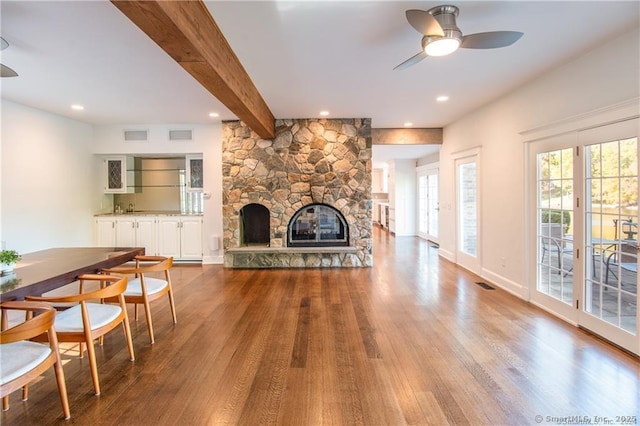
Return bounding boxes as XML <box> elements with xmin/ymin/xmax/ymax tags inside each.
<box><xmin>240</xmin><ymin>203</ymin><xmax>270</xmax><ymax>246</ymax></box>
<box><xmin>287</xmin><ymin>203</ymin><xmax>349</xmax><ymax>247</ymax></box>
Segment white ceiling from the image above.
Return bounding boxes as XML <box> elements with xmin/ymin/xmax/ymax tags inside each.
<box><xmin>1</xmin><ymin>1</ymin><xmax>638</xmax><ymax>166</ymax></box>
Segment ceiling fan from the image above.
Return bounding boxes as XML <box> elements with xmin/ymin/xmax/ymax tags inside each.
<box><xmin>394</xmin><ymin>4</ymin><xmax>523</xmax><ymax>70</ymax></box>
<box><xmin>1</xmin><ymin>37</ymin><xmax>19</xmax><ymax>78</ymax></box>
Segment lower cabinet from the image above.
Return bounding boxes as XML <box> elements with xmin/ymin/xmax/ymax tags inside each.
<box><xmin>95</xmin><ymin>217</ymin><xmax>117</xmax><ymax>247</ymax></box>
<box><xmin>156</xmin><ymin>216</ymin><xmax>203</xmax><ymax>260</ymax></box>
<box><xmin>114</xmin><ymin>216</ymin><xmax>156</xmax><ymax>256</ymax></box>
<box><xmin>95</xmin><ymin>215</ymin><xmax>202</xmax><ymax>260</ymax></box>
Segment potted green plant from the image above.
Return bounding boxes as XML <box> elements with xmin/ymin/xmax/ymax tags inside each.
<box><xmin>0</xmin><ymin>249</ymin><xmax>21</xmax><ymax>273</ymax></box>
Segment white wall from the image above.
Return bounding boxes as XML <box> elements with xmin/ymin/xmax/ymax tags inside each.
<box><xmin>1</xmin><ymin>100</ymin><xmax>95</xmax><ymax>253</ymax></box>
<box><xmin>439</xmin><ymin>28</ymin><xmax>640</xmax><ymax>297</ymax></box>
<box><xmin>92</xmin><ymin>123</ymin><xmax>224</xmax><ymax>264</ymax></box>
<box><xmin>387</xmin><ymin>159</ymin><xmax>417</xmax><ymax>236</ymax></box>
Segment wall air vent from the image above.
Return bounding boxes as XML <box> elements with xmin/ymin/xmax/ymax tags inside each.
<box><xmin>169</xmin><ymin>129</ymin><xmax>193</xmax><ymax>141</ymax></box>
<box><xmin>123</xmin><ymin>129</ymin><xmax>148</xmax><ymax>141</ymax></box>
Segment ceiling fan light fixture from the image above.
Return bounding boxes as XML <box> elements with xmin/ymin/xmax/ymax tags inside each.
<box><xmin>425</xmin><ymin>37</ymin><xmax>460</xmax><ymax>56</ymax></box>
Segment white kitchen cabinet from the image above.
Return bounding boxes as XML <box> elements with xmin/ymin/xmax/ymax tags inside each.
<box><xmin>103</xmin><ymin>156</ymin><xmax>127</xmax><ymax>193</ymax></box>
<box><xmin>135</xmin><ymin>217</ymin><xmax>157</xmax><ymax>256</ymax></box>
<box><xmin>157</xmin><ymin>217</ymin><xmax>181</xmax><ymax>259</ymax></box>
<box><xmin>95</xmin><ymin>217</ymin><xmax>116</xmax><ymax>247</ymax></box>
<box><xmin>180</xmin><ymin>216</ymin><xmax>203</xmax><ymax>259</ymax></box>
<box><xmin>102</xmin><ymin>156</ymin><xmax>140</xmax><ymax>193</ymax></box>
<box><xmin>95</xmin><ymin>216</ymin><xmax>157</xmax><ymax>255</ymax></box>
<box><xmin>157</xmin><ymin>216</ymin><xmax>202</xmax><ymax>260</ymax></box>
<box><xmin>186</xmin><ymin>155</ymin><xmax>203</xmax><ymax>192</ymax></box>
<box><xmin>116</xmin><ymin>216</ymin><xmax>157</xmax><ymax>255</ymax></box>
<box><xmin>115</xmin><ymin>216</ymin><xmax>136</xmax><ymax>247</ymax></box>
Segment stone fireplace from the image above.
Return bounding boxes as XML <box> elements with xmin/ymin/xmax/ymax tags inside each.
<box><xmin>222</xmin><ymin>118</ymin><xmax>372</xmax><ymax>268</ymax></box>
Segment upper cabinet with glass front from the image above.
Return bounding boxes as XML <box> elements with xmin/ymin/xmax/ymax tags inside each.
<box><xmin>103</xmin><ymin>156</ymin><xmax>128</xmax><ymax>193</ymax></box>
<box><xmin>186</xmin><ymin>155</ymin><xmax>203</xmax><ymax>191</ymax></box>
<box><xmin>102</xmin><ymin>156</ymin><xmax>140</xmax><ymax>193</ymax></box>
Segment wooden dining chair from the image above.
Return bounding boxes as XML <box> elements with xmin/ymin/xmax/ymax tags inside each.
<box><xmin>0</xmin><ymin>301</ymin><xmax>70</xmax><ymax>420</ymax></box>
<box><xmin>25</xmin><ymin>274</ymin><xmax>135</xmax><ymax>396</ymax></box>
<box><xmin>102</xmin><ymin>255</ymin><xmax>176</xmax><ymax>344</ymax></box>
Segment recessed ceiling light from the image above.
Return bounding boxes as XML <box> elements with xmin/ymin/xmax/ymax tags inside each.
<box><xmin>71</xmin><ymin>104</ymin><xmax>84</xmax><ymax>110</ymax></box>
<box><xmin>404</xmin><ymin>122</ymin><xmax>413</xmax><ymax>127</ymax></box>
<box><xmin>319</xmin><ymin>111</ymin><xmax>329</xmax><ymax>116</ymax></box>
<box><xmin>436</xmin><ymin>95</ymin><xmax>449</xmax><ymax>102</ymax></box>
<box><xmin>209</xmin><ymin>112</ymin><xmax>219</xmax><ymax>118</ymax></box>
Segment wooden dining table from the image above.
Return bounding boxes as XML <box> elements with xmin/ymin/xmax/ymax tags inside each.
<box><xmin>0</xmin><ymin>247</ymin><xmax>144</xmax><ymax>301</ymax></box>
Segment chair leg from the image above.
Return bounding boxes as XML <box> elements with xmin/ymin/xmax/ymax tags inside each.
<box><xmin>3</xmin><ymin>395</ymin><xmax>9</xmax><ymax>411</ymax></box>
<box><xmin>168</xmin><ymin>290</ymin><xmax>177</xmax><ymax>325</ymax></box>
<box><xmin>121</xmin><ymin>311</ymin><xmax>135</xmax><ymax>362</ymax></box>
<box><xmin>50</xmin><ymin>330</ymin><xmax>71</xmax><ymax>419</ymax></box>
<box><xmin>21</xmin><ymin>385</ymin><xmax>28</xmax><ymax>401</ymax></box>
<box><xmin>142</xmin><ymin>298</ymin><xmax>155</xmax><ymax>344</ymax></box>
<box><xmin>134</xmin><ymin>304</ymin><xmax>139</xmax><ymax>321</ymax></box>
<box><xmin>85</xmin><ymin>339</ymin><xmax>101</xmax><ymax>396</ymax></box>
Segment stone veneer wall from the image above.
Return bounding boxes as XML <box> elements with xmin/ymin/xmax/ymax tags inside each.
<box><xmin>222</xmin><ymin>118</ymin><xmax>372</xmax><ymax>268</ymax></box>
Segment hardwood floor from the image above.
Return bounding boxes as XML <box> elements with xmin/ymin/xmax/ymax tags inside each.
<box><xmin>2</xmin><ymin>227</ymin><xmax>638</xmax><ymax>425</ymax></box>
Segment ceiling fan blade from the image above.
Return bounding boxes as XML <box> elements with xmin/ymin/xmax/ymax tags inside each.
<box><xmin>0</xmin><ymin>37</ymin><xmax>8</xmax><ymax>51</ymax></box>
<box><xmin>393</xmin><ymin>51</ymin><xmax>427</xmax><ymax>71</ymax></box>
<box><xmin>1</xmin><ymin>64</ymin><xmax>18</xmax><ymax>78</ymax></box>
<box><xmin>405</xmin><ymin>10</ymin><xmax>444</xmax><ymax>37</ymax></box>
<box><xmin>460</xmin><ymin>31</ymin><xmax>523</xmax><ymax>49</ymax></box>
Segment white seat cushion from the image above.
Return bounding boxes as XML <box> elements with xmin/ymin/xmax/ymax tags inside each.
<box><xmin>124</xmin><ymin>277</ymin><xmax>168</xmax><ymax>297</ymax></box>
<box><xmin>54</xmin><ymin>303</ymin><xmax>123</xmax><ymax>333</ymax></box>
<box><xmin>0</xmin><ymin>341</ymin><xmax>52</xmax><ymax>385</ymax></box>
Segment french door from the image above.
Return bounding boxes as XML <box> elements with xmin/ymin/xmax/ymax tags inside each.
<box><xmin>456</xmin><ymin>154</ymin><xmax>480</xmax><ymax>274</ymax></box>
<box><xmin>417</xmin><ymin>165</ymin><xmax>439</xmax><ymax>244</ymax></box>
<box><xmin>531</xmin><ymin>118</ymin><xmax>639</xmax><ymax>354</ymax></box>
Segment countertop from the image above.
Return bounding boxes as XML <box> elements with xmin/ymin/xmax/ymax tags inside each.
<box><xmin>95</xmin><ymin>211</ymin><xmax>203</xmax><ymax>217</ymax></box>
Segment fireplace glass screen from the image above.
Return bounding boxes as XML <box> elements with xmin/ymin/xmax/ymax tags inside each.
<box><xmin>288</xmin><ymin>204</ymin><xmax>348</xmax><ymax>247</ymax></box>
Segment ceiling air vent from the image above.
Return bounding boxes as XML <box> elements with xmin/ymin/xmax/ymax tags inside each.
<box><xmin>123</xmin><ymin>129</ymin><xmax>148</xmax><ymax>141</ymax></box>
<box><xmin>169</xmin><ymin>129</ymin><xmax>193</xmax><ymax>141</ymax></box>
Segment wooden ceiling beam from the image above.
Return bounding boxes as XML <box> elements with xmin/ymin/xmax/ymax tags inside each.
<box><xmin>372</xmin><ymin>128</ymin><xmax>443</xmax><ymax>145</ymax></box>
<box><xmin>111</xmin><ymin>0</ymin><xmax>275</xmax><ymax>139</ymax></box>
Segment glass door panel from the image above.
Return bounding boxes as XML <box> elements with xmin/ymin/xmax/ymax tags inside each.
<box><xmin>584</xmin><ymin>136</ymin><xmax>638</xmax><ymax>335</ymax></box>
<box><xmin>418</xmin><ymin>169</ymin><xmax>439</xmax><ymax>243</ymax></box>
<box><xmin>418</xmin><ymin>175</ymin><xmax>428</xmax><ymax>236</ymax></box>
<box><xmin>537</xmin><ymin>148</ymin><xmax>574</xmax><ymax>305</ymax></box>
<box><xmin>456</xmin><ymin>156</ymin><xmax>480</xmax><ymax>273</ymax></box>
<box><xmin>428</xmin><ymin>174</ymin><xmax>439</xmax><ymax>241</ymax></box>
<box><xmin>458</xmin><ymin>162</ymin><xmax>477</xmax><ymax>256</ymax></box>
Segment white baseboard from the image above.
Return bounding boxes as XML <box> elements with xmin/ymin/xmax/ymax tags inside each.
<box><xmin>481</xmin><ymin>268</ymin><xmax>527</xmax><ymax>300</ymax></box>
<box><xmin>202</xmin><ymin>254</ymin><xmax>223</xmax><ymax>265</ymax></box>
<box><xmin>438</xmin><ymin>248</ymin><xmax>455</xmax><ymax>263</ymax></box>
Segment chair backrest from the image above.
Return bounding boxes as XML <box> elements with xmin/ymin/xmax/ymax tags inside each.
<box><xmin>540</xmin><ymin>223</ymin><xmax>565</xmax><ymax>249</ymax></box>
<box><xmin>619</xmin><ymin>241</ymin><xmax>637</xmax><ymax>263</ymax></box>
<box><xmin>134</xmin><ymin>255</ymin><xmax>173</xmax><ymax>272</ymax></box>
<box><xmin>540</xmin><ymin>223</ymin><xmax>563</xmax><ymax>239</ymax></box>
<box><xmin>0</xmin><ymin>301</ymin><xmax>55</xmax><ymax>343</ymax></box>
<box><xmin>103</xmin><ymin>256</ymin><xmax>173</xmax><ymax>276</ymax></box>
<box><xmin>25</xmin><ymin>275</ymin><xmax>128</xmax><ymax>304</ymax></box>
